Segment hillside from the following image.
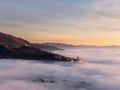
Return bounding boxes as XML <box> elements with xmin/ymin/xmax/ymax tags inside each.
<box><xmin>0</xmin><ymin>32</ymin><xmax>30</xmax><ymax>48</ymax></box>
<box><xmin>0</xmin><ymin>44</ymin><xmax>76</xmax><ymax>61</ymax></box>
<box><xmin>32</xmin><ymin>43</ymin><xmax>63</xmax><ymax>52</ymax></box>
<box><xmin>0</xmin><ymin>32</ymin><xmax>76</xmax><ymax>61</ymax></box>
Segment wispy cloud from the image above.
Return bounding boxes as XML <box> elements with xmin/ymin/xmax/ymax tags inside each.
<box><xmin>92</xmin><ymin>0</ymin><xmax>120</xmax><ymax>19</ymax></box>
<box><xmin>0</xmin><ymin>0</ymin><xmax>119</xmax><ymax>45</ymax></box>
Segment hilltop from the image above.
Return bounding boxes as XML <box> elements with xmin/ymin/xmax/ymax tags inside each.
<box><xmin>0</xmin><ymin>32</ymin><xmax>76</xmax><ymax>61</ymax></box>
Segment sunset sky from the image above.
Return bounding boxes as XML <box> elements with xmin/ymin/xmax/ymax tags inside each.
<box><xmin>0</xmin><ymin>0</ymin><xmax>120</xmax><ymax>46</ymax></box>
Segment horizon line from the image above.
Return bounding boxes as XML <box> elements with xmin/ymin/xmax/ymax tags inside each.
<box><xmin>32</xmin><ymin>41</ymin><xmax>120</xmax><ymax>47</ymax></box>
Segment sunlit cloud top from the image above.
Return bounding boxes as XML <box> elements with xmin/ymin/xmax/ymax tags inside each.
<box><xmin>0</xmin><ymin>0</ymin><xmax>120</xmax><ymax>46</ymax></box>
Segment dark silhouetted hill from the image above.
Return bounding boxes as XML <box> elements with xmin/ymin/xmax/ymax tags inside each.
<box><xmin>0</xmin><ymin>32</ymin><xmax>76</xmax><ymax>61</ymax></box>
<box><xmin>0</xmin><ymin>44</ymin><xmax>76</xmax><ymax>61</ymax></box>
<box><xmin>0</xmin><ymin>32</ymin><xmax>30</xmax><ymax>48</ymax></box>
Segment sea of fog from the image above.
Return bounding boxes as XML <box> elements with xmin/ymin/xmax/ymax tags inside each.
<box><xmin>0</xmin><ymin>47</ymin><xmax>120</xmax><ymax>90</ymax></box>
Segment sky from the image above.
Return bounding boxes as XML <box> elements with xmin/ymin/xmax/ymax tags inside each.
<box><xmin>0</xmin><ymin>0</ymin><xmax>120</xmax><ymax>46</ymax></box>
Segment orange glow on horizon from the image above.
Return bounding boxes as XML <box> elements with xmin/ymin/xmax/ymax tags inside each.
<box><xmin>28</xmin><ymin>38</ymin><xmax>120</xmax><ymax>46</ymax></box>
<box><xmin>3</xmin><ymin>31</ymin><xmax>120</xmax><ymax>46</ymax></box>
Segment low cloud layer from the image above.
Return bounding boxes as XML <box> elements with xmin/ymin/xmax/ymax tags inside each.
<box><xmin>0</xmin><ymin>47</ymin><xmax>120</xmax><ymax>90</ymax></box>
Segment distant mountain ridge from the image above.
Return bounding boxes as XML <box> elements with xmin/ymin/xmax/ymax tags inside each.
<box><xmin>42</xmin><ymin>42</ymin><xmax>75</xmax><ymax>49</ymax></box>
<box><xmin>78</xmin><ymin>45</ymin><xmax>120</xmax><ymax>48</ymax></box>
<box><xmin>32</xmin><ymin>43</ymin><xmax>63</xmax><ymax>52</ymax></box>
<box><xmin>42</xmin><ymin>42</ymin><xmax>120</xmax><ymax>49</ymax></box>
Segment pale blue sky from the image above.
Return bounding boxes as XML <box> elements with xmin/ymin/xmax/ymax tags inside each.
<box><xmin>0</xmin><ymin>0</ymin><xmax>120</xmax><ymax>45</ymax></box>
